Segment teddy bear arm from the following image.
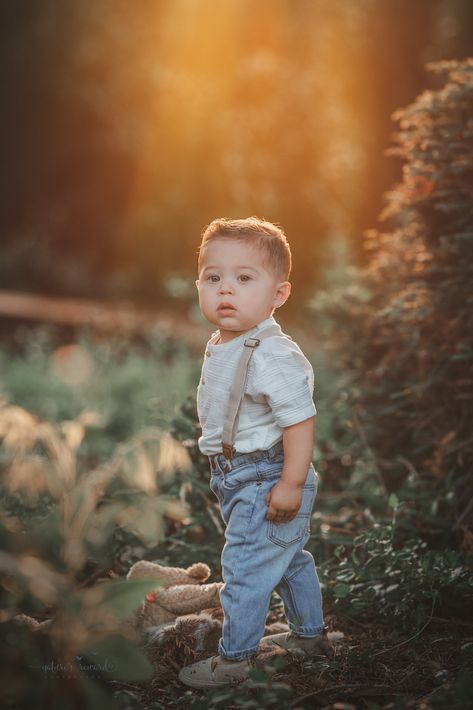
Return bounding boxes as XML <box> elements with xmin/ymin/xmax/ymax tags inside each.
<box><xmin>155</xmin><ymin>583</ymin><xmax>222</xmax><ymax>616</ymax></box>
<box><xmin>127</xmin><ymin>561</ymin><xmax>210</xmax><ymax>586</ymax></box>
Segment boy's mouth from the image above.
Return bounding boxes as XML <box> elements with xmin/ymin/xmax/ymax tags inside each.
<box><xmin>217</xmin><ymin>303</ymin><xmax>236</xmax><ymax>314</ymax></box>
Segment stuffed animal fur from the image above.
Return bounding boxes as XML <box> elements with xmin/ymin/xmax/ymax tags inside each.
<box><xmin>124</xmin><ymin>560</ymin><xmax>288</xmax><ymax>666</ymax></box>
<box><xmin>124</xmin><ymin>560</ymin><xmax>224</xmax><ymax>653</ymax></box>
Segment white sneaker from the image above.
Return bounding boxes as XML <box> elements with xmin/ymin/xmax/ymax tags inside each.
<box><xmin>178</xmin><ymin>654</ymin><xmax>254</xmax><ymax>688</ymax></box>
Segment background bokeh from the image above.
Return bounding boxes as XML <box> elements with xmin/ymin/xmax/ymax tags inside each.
<box><xmin>0</xmin><ymin>4</ymin><xmax>472</xmax><ymax>708</ymax></box>
<box><xmin>1</xmin><ymin>0</ymin><xmax>472</xmax><ymax>307</ymax></box>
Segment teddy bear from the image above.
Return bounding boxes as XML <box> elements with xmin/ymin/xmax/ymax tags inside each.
<box><xmin>123</xmin><ymin>560</ymin><xmax>224</xmax><ymax>656</ymax></box>
<box><xmin>124</xmin><ymin>559</ymin><xmax>289</xmax><ymax>667</ymax></box>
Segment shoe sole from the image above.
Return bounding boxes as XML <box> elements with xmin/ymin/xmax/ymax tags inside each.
<box><xmin>178</xmin><ymin>669</ymin><xmax>248</xmax><ymax>688</ymax></box>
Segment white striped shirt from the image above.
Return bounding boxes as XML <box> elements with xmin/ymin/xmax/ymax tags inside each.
<box><xmin>197</xmin><ymin>316</ymin><xmax>316</xmax><ymax>455</ymax></box>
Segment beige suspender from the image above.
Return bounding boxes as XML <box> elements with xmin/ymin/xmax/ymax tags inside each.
<box><xmin>221</xmin><ymin>323</ymin><xmax>290</xmax><ymax>459</ymax></box>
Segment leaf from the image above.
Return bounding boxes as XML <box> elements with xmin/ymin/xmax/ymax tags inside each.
<box><xmin>189</xmin><ymin>700</ymin><xmax>211</xmax><ymax>710</ymax></box>
<box><xmin>247</xmin><ymin>668</ymin><xmax>270</xmax><ymax>683</ymax></box>
<box><xmin>388</xmin><ymin>493</ymin><xmax>399</xmax><ymax>509</ymax></box>
<box><xmin>80</xmin><ymin>634</ymin><xmax>153</xmax><ymax>681</ymax></box>
<box><xmin>98</xmin><ymin>579</ymin><xmax>163</xmax><ymax>620</ymax></box>
<box><xmin>156</xmin><ymin>432</ymin><xmax>191</xmax><ymax>478</ymax></box>
<box><xmin>334</xmin><ymin>582</ymin><xmax>350</xmax><ymax>598</ymax></box>
<box><xmin>84</xmin><ymin>500</ymin><xmax>129</xmax><ymax>548</ymax></box>
<box><xmin>131</xmin><ymin>448</ymin><xmax>157</xmax><ymax>494</ymax></box>
<box><xmin>131</xmin><ymin>500</ymin><xmax>164</xmax><ymax>544</ymax></box>
<box><xmin>60</xmin><ymin>420</ymin><xmax>85</xmax><ymax>450</ymax></box>
<box><xmin>162</xmin><ymin>497</ymin><xmax>189</xmax><ymax>523</ymax></box>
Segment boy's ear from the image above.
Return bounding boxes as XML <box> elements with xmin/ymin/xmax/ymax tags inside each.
<box><xmin>195</xmin><ymin>279</ymin><xmax>199</xmax><ymax>289</ymax></box>
<box><xmin>274</xmin><ymin>281</ymin><xmax>291</xmax><ymax>308</ymax></box>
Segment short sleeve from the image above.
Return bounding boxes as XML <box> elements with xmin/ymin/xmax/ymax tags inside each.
<box><xmin>249</xmin><ymin>342</ymin><xmax>316</xmax><ymax>428</ymax></box>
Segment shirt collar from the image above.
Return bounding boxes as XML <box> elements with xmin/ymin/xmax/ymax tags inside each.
<box><xmin>208</xmin><ymin>315</ymin><xmax>279</xmax><ymax>349</ymax></box>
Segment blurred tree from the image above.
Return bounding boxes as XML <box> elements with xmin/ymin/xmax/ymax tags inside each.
<box><xmin>0</xmin><ymin>0</ymin><xmax>472</xmax><ymax>305</ymax></box>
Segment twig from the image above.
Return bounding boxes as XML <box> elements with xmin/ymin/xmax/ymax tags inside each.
<box><xmin>352</xmin><ymin>409</ymin><xmax>388</xmax><ymax>495</ymax></box>
<box><xmin>371</xmin><ymin>597</ymin><xmax>435</xmax><ymax>657</ymax></box>
<box><xmin>76</xmin><ymin>566</ymin><xmax>116</xmax><ymax>590</ymax></box>
<box><xmin>196</xmin><ymin>490</ymin><xmax>224</xmax><ymax>535</ymax></box>
<box><xmin>397</xmin><ymin>455</ymin><xmax>420</xmax><ymax>479</ymax></box>
<box><xmin>338</xmin><ymin>613</ymin><xmax>368</xmax><ymax>628</ymax></box>
<box><xmin>445</xmin><ymin>435</ymin><xmax>473</xmax><ymax>456</ymax></box>
<box><xmin>205</xmin><ymin>501</ymin><xmax>224</xmax><ymax>535</ymax></box>
<box><xmin>454</xmin><ymin>494</ymin><xmax>473</xmax><ymax>529</ymax></box>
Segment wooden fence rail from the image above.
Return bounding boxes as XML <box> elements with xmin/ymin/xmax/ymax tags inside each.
<box><xmin>0</xmin><ymin>290</ymin><xmax>206</xmax><ymax>349</ymax></box>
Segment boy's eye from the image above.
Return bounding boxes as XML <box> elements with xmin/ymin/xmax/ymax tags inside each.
<box><xmin>238</xmin><ymin>274</ymin><xmax>252</xmax><ymax>282</ymax></box>
<box><xmin>206</xmin><ymin>274</ymin><xmax>220</xmax><ymax>282</ymax></box>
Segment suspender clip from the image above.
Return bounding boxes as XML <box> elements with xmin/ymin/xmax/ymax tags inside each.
<box><xmin>244</xmin><ymin>337</ymin><xmax>260</xmax><ymax>348</ymax></box>
<box><xmin>222</xmin><ymin>443</ymin><xmax>234</xmax><ymax>460</ymax></box>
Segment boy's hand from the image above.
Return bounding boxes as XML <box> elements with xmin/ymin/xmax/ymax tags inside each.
<box><xmin>265</xmin><ymin>481</ymin><xmax>302</xmax><ymax>524</ymax></box>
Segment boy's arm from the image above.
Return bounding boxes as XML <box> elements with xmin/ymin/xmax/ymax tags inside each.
<box><xmin>265</xmin><ymin>416</ymin><xmax>315</xmax><ymax>524</ymax></box>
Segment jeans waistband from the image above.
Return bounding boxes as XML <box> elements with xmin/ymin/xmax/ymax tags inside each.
<box><xmin>209</xmin><ymin>440</ymin><xmax>283</xmax><ymax>473</ymax></box>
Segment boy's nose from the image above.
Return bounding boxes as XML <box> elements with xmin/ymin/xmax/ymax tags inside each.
<box><xmin>218</xmin><ymin>281</ymin><xmax>233</xmax><ymax>294</ymax></box>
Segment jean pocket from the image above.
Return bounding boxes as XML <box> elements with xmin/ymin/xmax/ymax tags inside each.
<box><xmin>267</xmin><ymin>514</ymin><xmax>311</xmax><ymax>548</ymax></box>
<box><xmin>266</xmin><ymin>478</ymin><xmax>316</xmax><ymax>548</ymax></box>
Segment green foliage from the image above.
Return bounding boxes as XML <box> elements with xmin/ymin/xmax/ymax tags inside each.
<box><xmin>81</xmin><ymin>634</ymin><xmax>154</xmax><ymax>682</ymax></box>
<box><xmin>311</xmin><ymin>59</ymin><xmax>473</xmax><ymax>547</ymax></box>
<box><xmin>165</xmin><ymin>396</ymin><xmax>226</xmax><ymax>574</ymax></box>
<box><xmin>3</xmin><ymin>54</ymin><xmax>473</xmax><ymax>699</ymax></box>
<box><xmin>1</xmin><ymin>316</ymin><xmax>471</xmax><ymax>707</ymax></box>
<box><xmin>0</xmin><ymin>328</ymin><xmax>200</xmax><ymax>462</ymax></box>
<box><xmin>426</xmin><ymin>668</ymin><xmax>473</xmax><ymax>709</ymax></box>
<box><xmin>322</xmin><ymin>522</ymin><xmax>473</xmax><ymax>627</ymax></box>
<box><xmin>0</xmin><ymin>393</ymin><xmax>190</xmax><ymax>708</ymax></box>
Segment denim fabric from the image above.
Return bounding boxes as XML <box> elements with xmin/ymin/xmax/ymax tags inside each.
<box><xmin>209</xmin><ymin>442</ymin><xmax>324</xmax><ymax>661</ymax></box>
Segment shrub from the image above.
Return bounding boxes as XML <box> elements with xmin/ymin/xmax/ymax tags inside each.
<box><xmin>321</xmin><ymin>519</ymin><xmax>473</xmax><ymax>628</ymax></box>
<box><xmin>312</xmin><ymin>59</ymin><xmax>473</xmax><ymax>549</ymax></box>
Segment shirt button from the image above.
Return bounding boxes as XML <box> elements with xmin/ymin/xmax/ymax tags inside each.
<box><xmin>205</xmin><ymin>351</ymin><xmax>211</xmax><ymax>357</ymax></box>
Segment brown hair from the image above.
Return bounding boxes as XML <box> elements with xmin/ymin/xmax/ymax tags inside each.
<box><xmin>198</xmin><ymin>217</ymin><xmax>292</xmax><ymax>280</ymax></box>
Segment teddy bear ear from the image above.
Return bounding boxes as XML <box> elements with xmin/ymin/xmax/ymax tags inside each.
<box><xmin>186</xmin><ymin>563</ymin><xmax>211</xmax><ymax>583</ymax></box>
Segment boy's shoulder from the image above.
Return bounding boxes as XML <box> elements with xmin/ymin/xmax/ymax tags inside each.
<box><xmin>247</xmin><ymin>333</ymin><xmax>314</xmax><ymax>395</ymax></box>
<box><xmin>253</xmin><ymin>332</ymin><xmax>309</xmax><ymax>362</ymax></box>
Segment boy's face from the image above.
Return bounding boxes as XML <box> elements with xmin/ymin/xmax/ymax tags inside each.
<box><xmin>196</xmin><ymin>238</ymin><xmax>291</xmax><ymax>343</ymax></box>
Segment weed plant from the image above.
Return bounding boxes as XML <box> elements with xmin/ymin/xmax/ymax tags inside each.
<box><xmin>0</xmin><ymin>395</ymin><xmax>191</xmax><ymax>709</ymax></box>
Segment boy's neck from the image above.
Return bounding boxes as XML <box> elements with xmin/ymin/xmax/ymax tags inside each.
<box><xmin>213</xmin><ymin>316</ymin><xmax>277</xmax><ymax>345</ymax></box>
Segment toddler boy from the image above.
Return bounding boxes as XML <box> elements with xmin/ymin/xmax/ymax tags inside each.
<box><xmin>179</xmin><ymin>217</ymin><xmax>327</xmax><ymax>688</ymax></box>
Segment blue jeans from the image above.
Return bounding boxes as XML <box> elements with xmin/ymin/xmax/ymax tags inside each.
<box><xmin>209</xmin><ymin>441</ymin><xmax>324</xmax><ymax>661</ymax></box>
